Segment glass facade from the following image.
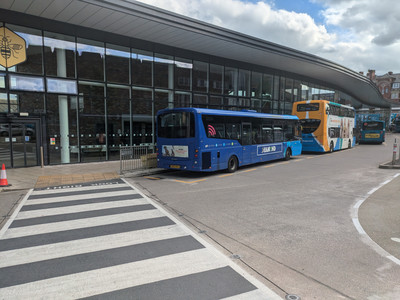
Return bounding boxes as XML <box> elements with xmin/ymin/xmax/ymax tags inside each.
<box><xmin>0</xmin><ymin>22</ymin><xmax>356</xmax><ymax>168</ymax></box>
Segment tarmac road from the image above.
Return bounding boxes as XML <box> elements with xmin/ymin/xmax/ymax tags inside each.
<box><xmin>128</xmin><ymin>133</ymin><xmax>400</xmax><ymax>299</ymax></box>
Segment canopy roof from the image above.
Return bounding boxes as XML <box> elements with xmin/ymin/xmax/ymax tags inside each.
<box><xmin>0</xmin><ymin>0</ymin><xmax>391</xmax><ymax>108</ymax></box>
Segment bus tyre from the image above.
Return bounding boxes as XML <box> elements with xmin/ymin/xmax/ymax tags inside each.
<box><xmin>227</xmin><ymin>156</ymin><xmax>238</xmax><ymax>173</ymax></box>
<box><xmin>330</xmin><ymin>142</ymin><xmax>334</xmax><ymax>153</ymax></box>
<box><xmin>284</xmin><ymin>148</ymin><xmax>291</xmax><ymax>160</ymax></box>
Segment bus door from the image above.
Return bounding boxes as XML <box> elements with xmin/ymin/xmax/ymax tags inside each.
<box><xmin>241</xmin><ymin>122</ymin><xmax>252</xmax><ymax>165</ymax></box>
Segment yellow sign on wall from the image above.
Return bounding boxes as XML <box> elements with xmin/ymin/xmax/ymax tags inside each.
<box><xmin>0</xmin><ymin>27</ymin><xmax>27</xmax><ymax>68</ymax></box>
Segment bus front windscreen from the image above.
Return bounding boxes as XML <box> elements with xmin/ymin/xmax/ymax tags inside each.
<box><xmin>157</xmin><ymin>112</ymin><xmax>195</xmax><ymax>138</ymax></box>
<box><xmin>362</xmin><ymin>122</ymin><xmax>383</xmax><ymax>130</ymax></box>
<box><xmin>297</xmin><ymin>103</ymin><xmax>320</xmax><ymax>112</ymax></box>
<box><xmin>300</xmin><ymin>119</ymin><xmax>321</xmax><ymax>134</ymax></box>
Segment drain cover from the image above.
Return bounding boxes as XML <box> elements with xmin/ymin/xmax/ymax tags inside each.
<box><xmin>285</xmin><ymin>295</ymin><xmax>301</xmax><ymax>300</ymax></box>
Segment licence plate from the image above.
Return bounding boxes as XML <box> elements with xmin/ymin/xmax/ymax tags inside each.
<box><xmin>365</xmin><ymin>133</ymin><xmax>380</xmax><ymax>138</ymax></box>
<box><xmin>170</xmin><ymin>164</ymin><xmax>181</xmax><ymax>169</ymax></box>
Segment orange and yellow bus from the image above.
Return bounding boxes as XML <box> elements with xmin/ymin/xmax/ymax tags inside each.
<box><xmin>293</xmin><ymin>100</ymin><xmax>356</xmax><ymax>152</ymax></box>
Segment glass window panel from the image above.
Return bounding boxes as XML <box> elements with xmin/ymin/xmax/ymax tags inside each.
<box><xmin>106</xmin><ymin>44</ymin><xmax>129</xmax><ymax>84</ymax></box>
<box><xmin>311</xmin><ymin>86</ymin><xmax>320</xmax><ymax>100</ymax></box>
<box><xmin>279</xmin><ymin>77</ymin><xmax>286</xmax><ymax>101</ymax></box>
<box><xmin>132</xmin><ymin>87</ymin><xmax>153</xmax><ymax>146</ymax></box>
<box><xmin>224</xmin><ymin>67</ymin><xmax>237</xmax><ymax>95</ymax></box>
<box><xmin>9</xmin><ymin>74</ymin><xmax>44</xmax><ymax>92</ymax></box>
<box><xmin>7</xmin><ymin>25</ymin><xmax>43</xmax><ymax>75</ymax></box>
<box><xmin>78</xmin><ymin>81</ymin><xmax>105</xmax><ymax>99</ymax></box>
<box><xmin>262</xmin><ymin>74</ymin><xmax>273</xmax><ymax>100</ymax></box>
<box><xmin>251</xmin><ymin>72</ymin><xmax>262</xmax><ymax>98</ymax></box>
<box><xmin>273</xmin><ymin>75</ymin><xmax>279</xmax><ymax>100</ymax></box>
<box><xmin>132</xmin><ymin>87</ymin><xmax>152</xmax><ymax>101</ymax></box>
<box><xmin>209</xmin><ymin>64</ymin><xmax>223</xmax><ymax>94</ymax></box>
<box><xmin>251</xmin><ymin>98</ymin><xmax>261</xmax><ymax>112</ymax></box>
<box><xmin>132</xmin><ymin>49</ymin><xmax>153</xmax><ymax>87</ymax></box>
<box><xmin>209</xmin><ymin>96</ymin><xmax>222</xmax><ymax>108</ymax></box>
<box><xmin>301</xmin><ymin>83</ymin><xmax>309</xmax><ymax>100</ymax></box>
<box><xmin>77</xmin><ymin>38</ymin><xmax>104</xmax><ymax>81</ymax></box>
<box><xmin>174</xmin><ymin>92</ymin><xmax>191</xmax><ymax>108</ymax></box>
<box><xmin>0</xmin><ymin>73</ymin><xmax>5</xmax><ymax>88</ymax></box>
<box><xmin>107</xmin><ymin>86</ymin><xmax>131</xmax><ymax>157</ymax></box>
<box><xmin>9</xmin><ymin>92</ymin><xmax>44</xmax><ymax>114</ymax></box>
<box><xmin>238</xmin><ymin>69</ymin><xmax>250</xmax><ymax>97</ymax></box>
<box><xmin>46</xmin><ymin>94</ymin><xmax>79</xmax><ymax>164</ymax></box>
<box><xmin>193</xmin><ymin>94</ymin><xmax>208</xmax><ymax>108</ymax></box>
<box><xmin>154</xmin><ymin>54</ymin><xmax>173</xmax><ymax>89</ymax></box>
<box><xmin>293</xmin><ymin>80</ymin><xmax>300</xmax><ymax>102</ymax></box>
<box><xmin>175</xmin><ymin>57</ymin><xmax>192</xmax><ymax>91</ymax></box>
<box><xmin>47</xmin><ymin>78</ymin><xmax>77</xmax><ymax>94</ymax></box>
<box><xmin>193</xmin><ymin>60</ymin><xmax>208</xmax><ymax>92</ymax></box>
<box><xmin>78</xmin><ymin>83</ymin><xmax>105</xmax><ymax>162</ymax></box>
<box><xmin>44</xmin><ymin>32</ymin><xmax>76</xmax><ymax>78</ymax></box>
<box><xmin>285</xmin><ymin>78</ymin><xmax>293</xmax><ymax>102</ymax></box>
<box><xmin>0</xmin><ymin>93</ymin><xmax>7</xmax><ymax>113</ymax></box>
<box><xmin>261</xmin><ymin>99</ymin><xmax>271</xmax><ymax>113</ymax></box>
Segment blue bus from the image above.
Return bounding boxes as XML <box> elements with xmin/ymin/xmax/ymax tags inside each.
<box><xmin>360</xmin><ymin>120</ymin><xmax>385</xmax><ymax>144</ymax></box>
<box><xmin>156</xmin><ymin>108</ymin><xmax>302</xmax><ymax>172</ymax></box>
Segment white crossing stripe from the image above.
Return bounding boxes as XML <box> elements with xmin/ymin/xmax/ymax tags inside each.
<box><xmin>0</xmin><ymin>225</ymin><xmax>187</xmax><ymax>268</ymax></box>
<box><xmin>0</xmin><ymin>249</ymin><xmax>227</xmax><ymax>299</ymax></box>
<box><xmin>3</xmin><ymin>209</ymin><xmax>165</xmax><ymax>239</ymax></box>
<box><xmin>26</xmin><ymin>190</ymin><xmax>137</xmax><ymax>205</ymax></box>
<box><xmin>15</xmin><ymin>198</ymin><xmax>149</xmax><ymax>220</ymax></box>
<box><xmin>31</xmin><ymin>183</ymin><xmax>128</xmax><ymax>195</ymax></box>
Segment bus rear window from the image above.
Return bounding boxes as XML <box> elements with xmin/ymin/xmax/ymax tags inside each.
<box><xmin>362</xmin><ymin>122</ymin><xmax>383</xmax><ymax>130</ymax></box>
<box><xmin>157</xmin><ymin>112</ymin><xmax>195</xmax><ymax>138</ymax></box>
<box><xmin>300</xmin><ymin>119</ymin><xmax>321</xmax><ymax>134</ymax></box>
<box><xmin>297</xmin><ymin>103</ymin><xmax>319</xmax><ymax>112</ymax></box>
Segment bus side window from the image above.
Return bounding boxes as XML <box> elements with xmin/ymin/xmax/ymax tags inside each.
<box><xmin>252</xmin><ymin>123</ymin><xmax>262</xmax><ymax>144</ymax></box>
<box><xmin>262</xmin><ymin>122</ymin><xmax>273</xmax><ymax>143</ymax></box>
<box><xmin>226</xmin><ymin>123</ymin><xmax>240</xmax><ymax>140</ymax></box>
<box><xmin>273</xmin><ymin>121</ymin><xmax>283</xmax><ymax>142</ymax></box>
<box><xmin>284</xmin><ymin>123</ymin><xmax>294</xmax><ymax>141</ymax></box>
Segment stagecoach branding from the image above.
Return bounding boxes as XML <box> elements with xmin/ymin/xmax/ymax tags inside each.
<box><xmin>257</xmin><ymin>143</ymin><xmax>282</xmax><ymax>156</ymax></box>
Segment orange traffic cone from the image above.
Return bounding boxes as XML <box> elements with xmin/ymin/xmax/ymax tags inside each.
<box><xmin>0</xmin><ymin>164</ymin><xmax>10</xmax><ymax>187</ymax></box>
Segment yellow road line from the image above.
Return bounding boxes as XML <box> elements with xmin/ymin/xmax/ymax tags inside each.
<box><xmin>239</xmin><ymin>168</ymin><xmax>257</xmax><ymax>173</ymax></box>
<box><xmin>144</xmin><ymin>176</ymin><xmax>161</xmax><ymax>180</ymax></box>
<box><xmin>218</xmin><ymin>174</ymin><xmax>234</xmax><ymax>178</ymax></box>
<box><xmin>173</xmin><ymin>179</ymin><xmax>207</xmax><ymax>184</ymax></box>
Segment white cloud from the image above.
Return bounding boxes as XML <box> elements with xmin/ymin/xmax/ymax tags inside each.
<box><xmin>137</xmin><ymin>0</ymin><xmax>399</xmax><ymax>74</ymax></box>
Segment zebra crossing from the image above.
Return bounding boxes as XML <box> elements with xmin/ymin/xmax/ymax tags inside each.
<box><xmin>0</xmin><ymin>179</ymin><xmax>280</xmax><ymax>299</ymax></box>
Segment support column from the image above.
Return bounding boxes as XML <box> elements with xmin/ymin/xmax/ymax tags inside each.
<box><xmin>56</xmin><ymin>48</ymin><xmax>70</xmax><ymax>163</ymax></box>
<box><xmin>168</xmin><ymin>63</ymin><xmax>174</xmax><ymax>109</ymax></box>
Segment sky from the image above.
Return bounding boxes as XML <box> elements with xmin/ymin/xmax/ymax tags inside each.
<box><xmin>135</xmin><ymin>0</ymin><xmax>399</xmax><ymax>75</ymax></box>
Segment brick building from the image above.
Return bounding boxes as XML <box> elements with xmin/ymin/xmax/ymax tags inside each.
<box><xmin>367</xmin><ymin>70</ymin><xmax>400</xmax><ymax>104</ymax></box>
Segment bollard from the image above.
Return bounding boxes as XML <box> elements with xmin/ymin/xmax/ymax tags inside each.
<box><xmin>393</xmin><ymin>139</ymin><xmax>398</xmax><ymax>165</ymax></box>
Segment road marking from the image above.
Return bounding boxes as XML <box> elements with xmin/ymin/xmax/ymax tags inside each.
<box><xmin>173</xmin><ymin>179</ymin><xmax>207</xmax><ymax>184</ymax></box>
<box><xmin>0</xmin><ymin>249</ymin><xmax>227</xmax><ymax>299</ymax></box>
<box><xmin>144</xmin><ymin>176</ymin><xmax>161</xmax><ymax>180</ymax></box>
<box><xmin>0</xmin><ymin>225</ymin><xmax>187</xmax><ymax>268</ymax></box>
<box><xmin>391</xmin><ymin>238</ymin><xmax>400</xmax><ymax>243</ymax></box>
<box><xmin>218</xmin><ymin>174</ymin><xmax>234</xmax><ymax>178</ymax></box>
<box><xmin>387</xmin><ymin>255</ymin><xmax>400</xmax><ymax>266</ymax></box>
<box><xmin>352</xmin><ymin>218</ymin><xmax>366</xmax><ymax>235</ymax></box>
<box><xmin>239</xmin><ymin>168</ymin><xmax>257</xmax><ymax>173</ymax></box>
<box><xmin>4</xmin><ymin>210</ymin><xmax>165</xmax><ymax>239</ymax></box>
<box><xmin>15</xmin><ymin>198</ymin><xmax>149</xmax><ymax>220</ymax></box>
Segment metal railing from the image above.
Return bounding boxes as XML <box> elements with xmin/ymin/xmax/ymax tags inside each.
<box><xmin>120</xmin><ymin>145</ymin><xmax>156</xmax><ymax>174</ymax></box>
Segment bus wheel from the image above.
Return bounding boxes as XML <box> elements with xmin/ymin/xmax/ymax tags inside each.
<box><xmin>284</xmin><ymin>148</ymin><xmax>291</xmax><ymax>160</ymax></box>
<box><xmin>330</xmin><ymin>142</ymin><xmax>334</xmax><ymax>153</ymax></box>
<box><xmin>227</xmin><ymin>156</ymin><xmax>238</xmax><ymax>173</ymax></box>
